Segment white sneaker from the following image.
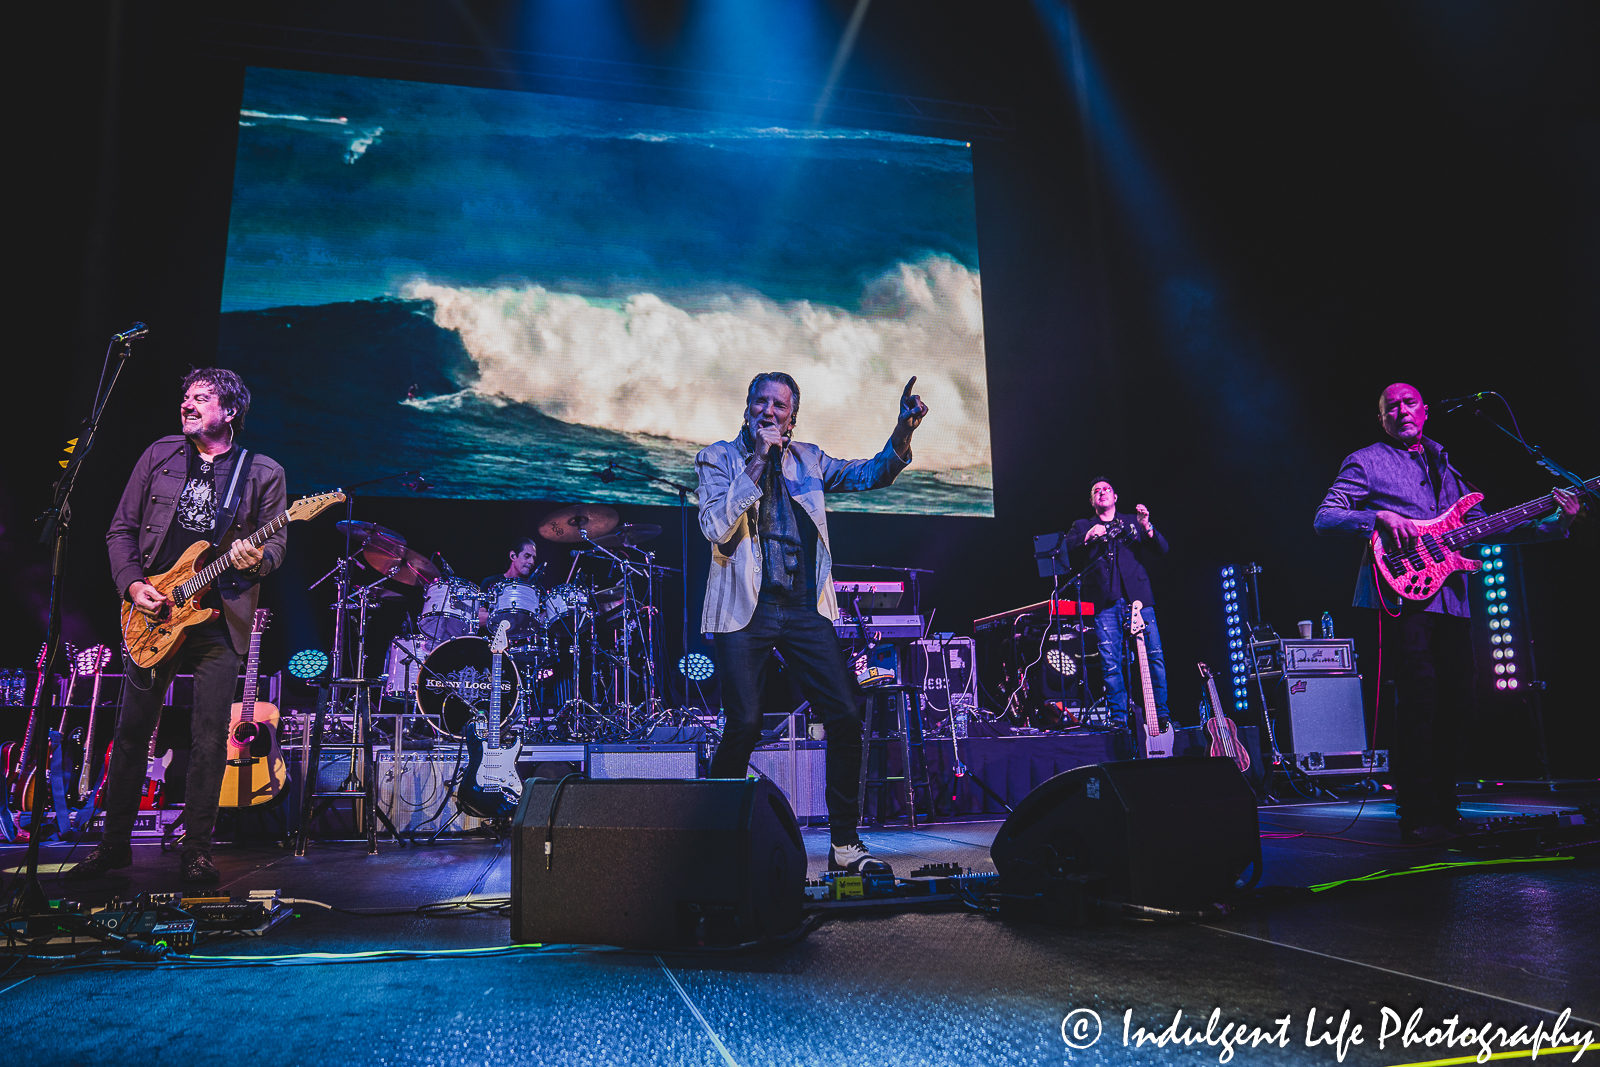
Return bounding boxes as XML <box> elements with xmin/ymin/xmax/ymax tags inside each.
<box><xmin>829</xmin><ymin>842</ymin><xmax>892</xmax><ymax>875</ymax></box>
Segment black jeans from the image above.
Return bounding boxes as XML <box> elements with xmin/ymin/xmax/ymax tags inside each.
<box><xmin>711</xmin><ymin>599</ymin><xmax>863</xmax><ymax>839</ymax></box>
<box><xmin>101</xmin><ymin>621</ymin><xmax>239</xmax><ymax>852</ymax></box>
<box><xmin>1380</xmin><ymin>610</ymin><xmax>1474</xmax><ymax>825</ymax></box>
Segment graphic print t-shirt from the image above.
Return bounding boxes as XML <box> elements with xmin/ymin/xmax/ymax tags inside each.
<box><xmin>149</xmin><ymin>447</ymin><xmax>234</xmax><ymax>610</ymax></box>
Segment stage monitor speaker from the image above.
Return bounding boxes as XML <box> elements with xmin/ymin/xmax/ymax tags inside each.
<box><xmin>990</xmin><ymin>758</ymin><xmax>1260</xmax><ymax>909</ymax></box>
<box><xmin>511</xmin><ymin>778</ymin><xmax>805</xmax><ymax>948</ymax></box>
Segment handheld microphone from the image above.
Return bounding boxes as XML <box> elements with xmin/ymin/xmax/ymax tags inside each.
<box><xmin>111</xmin><ymin>323</ymin><xmax>149</xmax><ymax>344</ymax></box>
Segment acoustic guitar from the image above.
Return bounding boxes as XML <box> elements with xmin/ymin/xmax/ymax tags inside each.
<box><xmin>1128</xmin><ymin>601</ymin><xmax>1173</xmax><ymax>758</ymax></box>
<box><xmin>1371</xmin><ymin>476</ymin><xmax>1595</xmax><ymax>602</ymax></box>
<box><xmin>1197</xmin><ymin>661</ymin><xmax>1250</xmax><ymax>774</ymax></box>
<box><xmin>219</xmin><ymin>608</ymin><xmax>287</xmax><ymax>808</ymax></box>
<box><xmin>121</xmin><ymin>490</ymin><xmax>344</xmax><ymax>669</ymax></box>
<box><xmin>74</xmin><ymin>645</ymin><xmax>115</xmax><ymax>804</ymax></box>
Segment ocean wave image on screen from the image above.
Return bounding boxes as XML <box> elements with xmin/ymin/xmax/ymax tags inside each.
<box><xmin>219</xmin><ymin>68</ymin><xmax>993</xmax><ymax>515</ymax></box>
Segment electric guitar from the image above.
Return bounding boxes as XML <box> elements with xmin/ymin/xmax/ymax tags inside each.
<box><xmin>75</xmin><ymin>646</ymin><xmax>114</xmax><ymax>804</ymax></box>
<box><xmin>1371</xmin><ymin>476</ymin><xmax>1596</xmax><ymax>602</ymax></box>
<box><xmin>458</xmin><ymin>621</ymin><xmax>523</xmax><ymax>821</ymax></box>
<box><xmin>1197</xmin><ymin>662</ymin><xmax>1250</xmax><ymax>774</ymax></box>
<box><xmin>0</xmin><ymin>645</ymin><xmax>47</xmax><ymax>840</ymax></box>
<box><xmin>121</xmin><ymin>490</ymin><xmax>345</xmax><ymax>668</ymax></box>
<box><xmin>20</xmin><ymin>643</ymin><xmax>79</xmax><ymax>818</ymax></box>
<box><xmin>218</xmin><ymin>608</ymin><xmax>287</xmax><ymax>808</ymax></box>
<box><xmin>140</xmin><ymin>711</ymin><xmax>174</xmax><ymax>811</ymax></box>
<box><xmin>1128</xmin><ymin>601</ymin><xmax>1172</xmax><ymax>758</ymax></box>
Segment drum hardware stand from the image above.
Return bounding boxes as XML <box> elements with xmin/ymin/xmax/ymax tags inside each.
<box><xmin>295</xmin><ymin>677</ymin><xmax>401</xmax><ymax>854</ymax></box>
<box><xmin>589</xmin><ymin>461</ymin><xmax>697</xmax><ymax>710</ymax></box>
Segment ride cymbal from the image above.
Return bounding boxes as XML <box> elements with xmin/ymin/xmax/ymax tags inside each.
<box><xmin>538</xmin><ymin>503</ymin><xmax>620</xmax><ymax>543</ymax></box>
<box><xmin>592</xmin><ymin>523</ymin><xmax>662</xmax><ymax>548</ymax></box>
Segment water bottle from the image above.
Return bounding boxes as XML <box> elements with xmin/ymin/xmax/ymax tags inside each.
<box><xmin>1320</xmin><ymin>611</ymin><xmax>1335</xmax><ymax>639</ymax></box>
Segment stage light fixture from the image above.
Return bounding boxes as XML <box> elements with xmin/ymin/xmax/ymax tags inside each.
<box><xmin>288</xmin><ymin>648</ymin><xmax>331</xmax><ymax>680</ymax></box>
<box><xmin>678</xmin><ymin>653</ymin><xmax>715</xmax><ymax>682</ymax></box>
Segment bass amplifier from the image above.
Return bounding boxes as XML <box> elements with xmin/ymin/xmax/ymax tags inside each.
<box><xmin>1268</xmin><ymin>675</ymin><xmax>1385</xmax><ymax>777</ymax></box>
<box><xmin>905</xmin><ymin>637</ymin><xmax>979</xmax><ymax>725</ymax></box>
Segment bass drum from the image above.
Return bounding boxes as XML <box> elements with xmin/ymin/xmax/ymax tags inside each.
<box><xmin>416</xmin><ymin>636</ymin><xmax>521</xmax><ymax>738</ymax></box>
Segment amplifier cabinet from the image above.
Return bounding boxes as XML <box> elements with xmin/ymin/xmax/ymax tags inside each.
<box><xmin>906</xmin><ymin>637</ymin><xmax>979</xmax><ymax>723</ymax></box>
<box><xmin>1267</xmin><ymin>675</ymin><xmax>1383</xmax><ymax>776</ymax></box>
<box><xmin>747</xmin><ymin>742</ymin><xmax>827</xmax><ymax>819</ymax></box>
<box><xmin>588</xmin><ymin>744</ymin><xmax>700</xmax><ymax>780</ymax></box>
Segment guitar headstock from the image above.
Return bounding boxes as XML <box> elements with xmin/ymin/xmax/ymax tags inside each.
<box><xmin>490</xmin><ymin>620</ymin><xmax>511</xmax><ymax>656</ymax></box>
<box><xmin>286</xmin><ymin>491</ymin><xmax>347</xmax><ymax>524</ymax></box>
<box><xmin>252</xmin><ymin>608</ymin><xmax>271</xmax><ymax>634</ymax></box>
<box><xmin>35</xmin><ymin>643</ymin><xmax>48</xmax><ymax>670</ymax></box>
<box><xmin>1197</xmin><ymin>662</ymin><xmax>1212</xmax><ymax>681</ymax></box>
<box><xmin>77</xmin><ymin>645</ymin><xmax>113</xmax><ymax>675</ymax></box>
<box><xmin>1127</xmin><ymin>600</ymin><xmax>1146</xmax><ymax>637</ymax></box>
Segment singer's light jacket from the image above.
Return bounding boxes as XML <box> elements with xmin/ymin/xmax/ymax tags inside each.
<box><xmin>696</xmin><ymin>433</ymin><xmax>908</xmax><ymax>633</ymax></box>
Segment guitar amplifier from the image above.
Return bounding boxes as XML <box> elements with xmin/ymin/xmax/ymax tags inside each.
<box><xmin>587</xmin><ymin>744</ymin><xmax>700</xmax><ymax>780</ymax></box>
<box><xmin>747</xmin><ymin>742</ymin><xmax>827</xmax><ymax>819</ymax></box>
<box><xmin>375</xmin><ymin>750</ymin><xmax>487</xmax><ymax>833</ymax></box>
<box><xmin>1267</xmin><ymin>675</ymin><xmax>1385</xmax><ymax>777</ymax></box>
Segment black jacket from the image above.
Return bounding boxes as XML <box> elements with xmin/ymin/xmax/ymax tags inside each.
<box><xmin>1065</xmin><ymin>511</ymin><xmax>1169</xmax><ymax>609</ymax></box>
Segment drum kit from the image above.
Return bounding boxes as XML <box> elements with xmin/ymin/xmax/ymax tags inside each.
<box><xmin>331</xmin><ymin>502</ymin><xmax>686</xmax><ymax>747</ymax></box>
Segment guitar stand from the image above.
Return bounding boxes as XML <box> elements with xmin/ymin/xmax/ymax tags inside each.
<box><xmin>295</xmin><ymin>678</ymin><xmax>401</xmax><ymax>856</ymax></box>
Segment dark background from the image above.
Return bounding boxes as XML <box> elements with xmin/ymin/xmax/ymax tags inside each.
<box><xmin>7</xmin><ymin>2</ymin><xmax>1596</xmax><ymax>774</ymax></box>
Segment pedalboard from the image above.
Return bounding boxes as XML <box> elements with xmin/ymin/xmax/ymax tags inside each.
<box><xmin>5</xmin><ymin>889</ymin><xmax>293</xmax><ymax>955</ymax></box>
<box><xmin>805</xmin><ymin>863</ymin><xmax>999</xmax><ymax>906</ymax></box>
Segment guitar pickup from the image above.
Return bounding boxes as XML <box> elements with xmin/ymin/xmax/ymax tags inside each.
<box><xmin>226</xmin><ymin>757</ymin><xmax>261</xmax><ymax>767</ymax></box>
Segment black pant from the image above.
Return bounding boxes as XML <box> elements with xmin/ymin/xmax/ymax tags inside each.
<box><xmin>101</xmin><ymin>621</ymin><xmax>239</xmax><ymax>852</ymax></box>
<box><xmin>711</xmin><ymin>600</ymin><xmax>863</xmax><ymax>839</ymax></box>
<box><xmin>1380</xmin><ymin>611</ymin><xmax>1474</xmax><ymax>826</ymax></box>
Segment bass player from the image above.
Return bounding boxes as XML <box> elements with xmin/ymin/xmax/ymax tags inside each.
<box><xmin>67</xmin><ymin>369</ymin><xmax>287</xmax><ymax>882</ymax></box>
<box><xmin>1314</xmin><ymin>382</ymin><xmax>1578</xmax><ymax>844</ymax></box>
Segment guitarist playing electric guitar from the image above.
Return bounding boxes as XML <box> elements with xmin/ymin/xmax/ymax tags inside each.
<box><xmin>1315</xmin><ymin>382</ymin><xmax>1582</xmax><ymax>845</ymax></box>
<box><xmin>68</xmin><ymin>368</ymin><xmax>294</xmax><ymax>885</ymax></box>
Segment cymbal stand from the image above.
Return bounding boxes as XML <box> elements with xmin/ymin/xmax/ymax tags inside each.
<box><xmin>579</xmin><ymin>531</ymin><xmax>650</xmax><ymax>725</ymax></box>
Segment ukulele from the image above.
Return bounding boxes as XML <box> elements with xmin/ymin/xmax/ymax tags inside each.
<box><xmin>218</xmin><ymin>608</ymin><xmax>287</xmax><ymax>808</ymax></box>
<box><xmin>1128</xmin><ymin>601</ymin><xmax>1173</xmax><ymax>758</ymax></box>
<box><xmin>458</xmin><ymin>621</ymin><xmax>523</xmax><ymax>821</ymax></box>
<box><xmin>1197</xmin><ymin>662</ymin><xmax>1250</xmax><ymax>774</ymax></box>
<box><xmin>121</xmin><ymin>490</ymin><xmax>344</xmax><ymax>668</ymax></box>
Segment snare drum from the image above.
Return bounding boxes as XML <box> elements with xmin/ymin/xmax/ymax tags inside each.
<box><xmin>538</xmin><ymin>581</ymin><xmax>592</xmax><ymax>626</ymax></box>
<box><xmin>383</xmin><ymin>634</ymin><xmax>434</xmax><ymax>698</ymax></box>
<box><xmin>419</xmin><ymin>578</ymin><xmax>482</xmax><ymax>641</ymax></box>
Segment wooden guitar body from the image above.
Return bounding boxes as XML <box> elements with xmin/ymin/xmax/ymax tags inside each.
<box><xmin>120</xmin><ymin>539</ymin><xmax>218</xmax><ymax>669</ymax></box>
<box><xmin>219</xmin><ymin>700</ymin><xmax>287</xmax><ymax>807</ymax></box>
<box><xmin>1198</xmin><ymin>662</ymin><xmax>1250</xmax><ymax>774</ymax></box>
<box><xmin>1128</xmin><ymin>601</ymin><xmax>1173</xmax><ymax>759</ymax></box>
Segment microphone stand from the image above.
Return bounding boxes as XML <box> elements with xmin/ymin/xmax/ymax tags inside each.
<box><xmin>591</xmin><ymin>461</ymin><xmax>698</xmax><ymax>709</ymax></box>
<box><xmin>4</xmin><ymin>330</ymin><xmax>146</xmax><ymax>941</ymax></box>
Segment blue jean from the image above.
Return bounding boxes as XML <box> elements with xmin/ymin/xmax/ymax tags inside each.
<box><xmin>1095</xmin><ymin>599</ymin><xmax>1168</xmax><ymax>718</ymax></box>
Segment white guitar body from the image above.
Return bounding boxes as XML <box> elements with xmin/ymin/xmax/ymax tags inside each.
<box><xmin>1129</xmin><ymin>600</ymin><xmax>1173</xmax><ymax>759</ymax></box>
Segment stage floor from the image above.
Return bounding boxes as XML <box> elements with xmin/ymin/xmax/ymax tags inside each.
<box><xmin>4</xmin><ymin>790</ymin><xmax>1596</xmax><ymax>1066</ymax></box>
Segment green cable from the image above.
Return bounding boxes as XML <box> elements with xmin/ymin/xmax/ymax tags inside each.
<box><xmin>1308</xmin><ymin>855</ymin><xmax>1574</xmax><ymax>893</ymax></box>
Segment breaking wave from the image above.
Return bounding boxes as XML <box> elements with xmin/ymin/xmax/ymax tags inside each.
<box><xmin>399</xmin><ymin>256</ymin><xmax>991</xmax><ymax>471</ymax></box>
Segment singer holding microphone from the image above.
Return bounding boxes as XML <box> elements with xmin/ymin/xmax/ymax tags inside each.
<box><xmin>1066</xmin><ymin>479</ymin><xmax>1170</xmax><ymax>730</ymax></box>
<box><xmin>697</xmin><ymin>372</ymin><xmax>926</xmax><ymax>875</ymax></box>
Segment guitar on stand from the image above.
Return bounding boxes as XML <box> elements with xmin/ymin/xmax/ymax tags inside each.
<box><xmin>1128</xmin><ymin>601</ymin><xmax>1173</xmax><ymax>758</ymax></box>
<box><xmin>459</xmin><ymin>621</ymin><xmax>523</xmax><ymax>821</ymax></box>
<box><xmin>1197</xmin><ymin>662</ymin><xmax>1250</xmax><ymax>774</ymax></box>
<box><xmin>64</xmin><ymin>646</ymin><xmax>115</xmax><ymax>834</ymax></box>
<box><xmin>140</xmin><ymin>712</ymin><xmax>174</xmax><ymax>811</ymax></box>
<box><xmin>0</xmin><ymin>645</ymin><xmax>49</xmax><ymax>840</ymax></box>
<box><xmin>1371</xmin><ymin>476</ymin><xmax>1598</xmax><ymax>602</ymax></box>
<box><xmin>121</xmin><ymin>490</ymin><xmax>345</xmax><ymax>669</ymax></box>
<box><xmin>219</xmin><ymin>608</ymin><xmax>287</xmax><ymax>808</ymax></box>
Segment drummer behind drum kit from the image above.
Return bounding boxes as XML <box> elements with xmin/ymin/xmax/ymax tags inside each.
<box><xmin>340</xmin><ymin>502</ymin><xmax>694</xmax><ymax>755</ymax></box>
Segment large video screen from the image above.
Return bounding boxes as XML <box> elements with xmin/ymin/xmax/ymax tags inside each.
<box><xmin>220</xmin><ymin>68</ymin><xmax>992</xmax><ymax>515</ymax></box>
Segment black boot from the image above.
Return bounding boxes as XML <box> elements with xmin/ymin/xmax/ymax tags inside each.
<box><xmin>179</xmin><ymin>848</ymin><xmax>220</xmax><ymax>883</ymax></box>
<box><xmin>64</xmin><ymin>842</ymin><xmax>134</xmax><ymax>880</ymax></box>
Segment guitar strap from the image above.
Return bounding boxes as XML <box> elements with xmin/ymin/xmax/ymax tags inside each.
<box><xmin>211</xmin><ymin>447</ymin><xmax>253</xmax><ymax>547</ymax></box>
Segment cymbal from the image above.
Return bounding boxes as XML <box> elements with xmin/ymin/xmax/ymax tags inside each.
<box><xmin>592</xmin><ymin>523</ymin><xmax>662</xmax><ymax>548</ymax></box>
<box><xmin>373</xmin><ymin>546</ymin><xmax>440</xmax><ymax>586</ymax></box>
<box><xmin>538</xmin><ymin>503</ymin><xmax>620</xmax><ymax>543</ymax></box>
<box><xmin>337</xmin><ymin>520</ymin><xmax>405</xmax><ymax>549</ymax></box>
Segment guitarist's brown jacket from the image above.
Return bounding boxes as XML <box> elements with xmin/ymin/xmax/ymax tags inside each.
<box><xmin>107</xmin><ymin>435</ymin><xmax>288</xmax><ymax>653</ymax></box>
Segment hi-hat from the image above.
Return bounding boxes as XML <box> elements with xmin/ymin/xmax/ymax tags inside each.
<box><xmin>336</xmin><ymin>520</ymin><xmax>404</xmax><ymax>548</ymax></box>
<box><xmin>592</xmin><ymin>523</ymin><xmax>662</xmax><ymax>548</ymax></box>
<box><xmin>539</xmin><ymin>503</ymin><xmax>620</xmax><ymax>543</ymax></box>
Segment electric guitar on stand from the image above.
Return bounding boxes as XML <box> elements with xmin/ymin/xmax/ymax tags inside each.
<box><xmin>218</xmin><ymin>608</ymin><xmax>287</xmax><ymax>808</ymax></box>
<box><xmin>66</xmin><ymin>645</ymin><xmax>115</xmax><ymax>834</ymax></box>
<box><xmin>458</xmin><ymin>621</ymin><xmax>524</xmax><ymax>821</ymax></box>
<box><xmin>140</xmin><ymin>711</ymin><xmax>174</xmax><ymax>811</ymax></box>
<box><xmin>1197</xmin><ymin>661</ymin><xmax>1250</xmax><ymax>774</ymax></box>
<box><xmin>0</xmin><ymin>645</ymin><xmax>48</xmax><ymax>840</ymax></box>
<box><xmin>1371</xmin><ymin>476</ymin><xmax>1597</xmax><ymax>602</ymax></box>
<box><xmin>1128</xmin><ymin>601</ymin><xmax>1173</xmax><ymax>758</ymax></box>
<box><xmin>121</xmin><ymin>490</ymin><xmax>344</xmax><ymax>669</ymax></box>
